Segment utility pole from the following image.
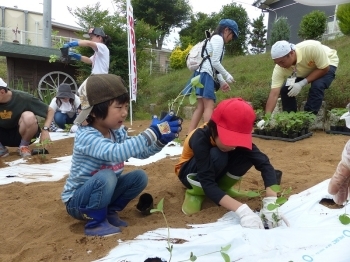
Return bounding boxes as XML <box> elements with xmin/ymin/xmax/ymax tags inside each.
<box><xmin>42</xmin><ymin>0</ymin><xmax>52</xmax><ymax>47</ymax></box>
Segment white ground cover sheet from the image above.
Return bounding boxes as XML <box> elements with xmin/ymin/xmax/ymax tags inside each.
<box><xmin>1</xmin><ymin>132</ymin><xmax>349</xmax><ymax>261</ymax></box>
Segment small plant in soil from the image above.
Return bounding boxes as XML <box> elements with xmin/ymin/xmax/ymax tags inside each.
<box><xmin>64</xmin><ymin>124</ymin><xmax>73</xmax><ymax>136</ymax></box>
<box><xmin>31</xmin><ymin>138</ymin><xmax>52</xmax><ymax>159</ymax></box>
<box><xmin>339</xmin><ymin>200</ymin><xmax>350</xmax><ymax>225</ymax></box>
<box><xmin>150</xmin><ymin>198</ymin><xmax>231</xmax><ymax>262</ymax></box>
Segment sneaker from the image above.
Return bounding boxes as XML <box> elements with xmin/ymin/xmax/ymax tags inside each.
<box><xmin>19</xmin><ymin>146</ymin><xmax>31</xmax><ymax>158</ymax></box>
<box><xmin>0</xmin><ymin>145</ymin><xmax>9</xmax><ymax>158</ymax></box>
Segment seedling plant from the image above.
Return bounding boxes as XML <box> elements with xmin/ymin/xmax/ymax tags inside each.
<box><xmin>339</xmin><ymin>200</ymin><xmax>350</xmax><ymax>225</ymax></box>
<box><xmin>31</xmin><ymin>138</ymin><xmax>53</xmax><ymax>159</ymax></box>
<box><xmin>150</xmin><ymin>198</ymin><xmax>231</xmax><ymax>262</ymax></box>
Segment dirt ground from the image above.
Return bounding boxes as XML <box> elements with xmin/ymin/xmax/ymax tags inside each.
<box><xmin>0</xmin><ymin>119</ymin><xmax>349</xmax><ymax>262</ymax></box>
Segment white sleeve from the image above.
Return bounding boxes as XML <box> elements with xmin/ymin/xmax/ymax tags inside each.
<box><xmin>74</xmin><ymin>95</ymin><xmax>81</xmax><ymax>108</ymax></box>
<box><xmin>49</xmin><ymin>98</ymin><xmax>58</xmax><ymax>111</ymax></box>
<box><xmin>209</xmin><ymin>35</ymin><xmax>231</xmax><ymax>80</ymax></box>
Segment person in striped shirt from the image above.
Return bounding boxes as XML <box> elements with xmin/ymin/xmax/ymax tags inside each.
<box><xmin>61</xmin><ymin>74</ymin><xmax>182</xmax><ymax>237</ymax></box>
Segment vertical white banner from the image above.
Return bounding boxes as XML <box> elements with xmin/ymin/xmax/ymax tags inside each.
<box><xmin>127</xmin><ymin>0</ymin><xmax>137</xmax><ymax>103</ymax></box>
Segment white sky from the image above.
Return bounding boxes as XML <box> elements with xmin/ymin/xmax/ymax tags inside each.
<box><xmin>1</xmin><ymin>0</ymin><xmax>267</xmax><ymax>48</ymax></box>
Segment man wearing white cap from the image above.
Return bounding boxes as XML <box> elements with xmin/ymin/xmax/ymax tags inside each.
<box><xmin>263</xmin><ymin>40</ymin><xmax>338</xmax><ymax>115</ymax></box>
<box><xmin>0</xmin><ymin>78</ymin><xmax>54</xmax><ymax>157</ymax></box>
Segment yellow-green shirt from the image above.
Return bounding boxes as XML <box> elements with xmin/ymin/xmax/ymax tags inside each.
<box><xmin>271</xmin><ymin>40</ymin><xmax>339</xmax><ymax>89</ymax></box>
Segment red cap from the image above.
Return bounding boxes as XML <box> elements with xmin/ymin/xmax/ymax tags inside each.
<box><xmin>211</xmin><ymin>98</ymin><xmax>255</xmax><ymax>149</ymax></box>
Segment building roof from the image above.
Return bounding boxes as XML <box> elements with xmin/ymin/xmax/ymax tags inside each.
<box><xmin>0</xmin><ymin>41</ymin><xmax>60</xmax><ymax>61</ymax></box>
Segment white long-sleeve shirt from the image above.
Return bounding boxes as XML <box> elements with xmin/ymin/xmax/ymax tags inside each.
<box><xmin>197</xmin><ymin>34</ymin><xmax>231</xmax><ymax>83</ymax></box>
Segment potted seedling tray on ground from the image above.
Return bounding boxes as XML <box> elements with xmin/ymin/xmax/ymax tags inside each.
<box><xmin>253</xmin><ymin>111</ymin><xmax>315</xmax><ymax>142</ymax></box>
<box><xmin>326</xmin><ymin>108</ymin><xmax>350</xmax><ymax>136</ymax></box>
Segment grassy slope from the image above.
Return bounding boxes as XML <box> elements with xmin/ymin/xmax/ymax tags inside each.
<box><xmin>134</xmin><ymin>35</ymin><xmax>350</xmax><ymax>119</ymax></box>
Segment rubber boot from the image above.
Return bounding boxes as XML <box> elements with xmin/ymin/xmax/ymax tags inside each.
<box><xmin>182</xmin><ymin>173</ymin><xmax>206</xmax><ymax>215</ymax></box>
<box><xmin>107</xmin><ymin>199</ymin><xmax>130</xmax><ymax>227</ymax></box>
<box><xmin>218</xmin><ymin>173</ymin><xmax>252</xmax><ymax>198</ymax></box>
<box><xmin>79</xmin><ymin>207</ymin><xmax>121</xmax><ymax>236</ymax></box>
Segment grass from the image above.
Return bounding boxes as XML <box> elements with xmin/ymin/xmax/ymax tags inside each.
<box><xmin>133</xmin><ymin>34</ymin><xmax>350</xmax><ymax>120</ymax></box>
<box><xmin>1</xmin><ymin>35</ymin><xmax>350</xmax><ymax>120</ymax></box>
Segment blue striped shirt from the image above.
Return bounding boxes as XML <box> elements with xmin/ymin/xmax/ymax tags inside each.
<box><xmin>61</xmin><ymin>125</ymin><xmax>163</xmax><ymax>203</ymax></box>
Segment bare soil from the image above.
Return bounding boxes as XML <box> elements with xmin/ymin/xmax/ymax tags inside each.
<box><xmin>0</xmin><ymin>120</ymin><xmax>349</xmax><ymax>262</ymax></box>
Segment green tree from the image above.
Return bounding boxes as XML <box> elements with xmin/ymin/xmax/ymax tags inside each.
<box><xmin>68</xmin><ymin>2</ymin><xmax>152</xmax><ymax>83</ymax></box>
<box><xmin>269</xmin><ymin>16</ymin><xmax>290</xmax><ymax>46</ymax></box>
<box><xmin>218</xmin><ymin>3</ymin><xmax>250</xmax><ymax>56</ymax></box>
<box><xmin>298</xmin><ymin>10</ymin><xmax>327</xmax><ymax>40</ymax></box>
<box><xmin>248</xmin><ymin>14</ymin><xmax>267</xmax><ymax>54</ymax></box>
<box><xmin>337</xmin><ymin>3</ymin><xmax>350</xmax><ymax>35</ymax></box>
<box><xmin>131</xmin><ymin>0</ymin><xmax>191</xmax><ymax>49</ymax></box>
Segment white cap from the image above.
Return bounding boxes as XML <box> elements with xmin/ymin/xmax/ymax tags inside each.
<box><xmin>0</xmin><ymin>78</ymin><xmax>7</xmax><ymax>87</ymax></box>
<box><xmin>340</xmin><ymin>112</ymin><xmax>350</xmax><ymax>128</ymax></box>
<box><xmin>271</xmin><ymin>40</ymin><xmax>296</xmax><ymax>59</ymax></box>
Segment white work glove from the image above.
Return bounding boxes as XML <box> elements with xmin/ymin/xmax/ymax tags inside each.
<box><xmin>257</xmin><ymin>119</ymin><xmax>265</xmax><ymax>130</ymax></box>
<box><xmin>226</xmin><ymin>74</ymin><xmax>234</xmax><ymax>84</ymax></box>
<box><xmin>70</xmin><ymin>124</ymin><xmax>79</xmax><ymax>133</ymax></box>
<box><xmin>236</xmin><ymin>204</ymin><xmax>264</xmax><ymax>229</ymax></box>
<box><xmin>260</xmin><ymin>197</ymin><xmax>290</xmax><ymax>229</ymax></box>
<box><xmin>287</xmin><ymin>78</ymin><xmax>308</xmax><ymax>97</ymax></box>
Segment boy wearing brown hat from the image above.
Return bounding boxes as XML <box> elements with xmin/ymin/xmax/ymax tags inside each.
<box><xmin>175</xmin><ymin>98</ymin><xmax>288</xmax><ymax>229</ymax></box>
<box><xmin>61</xmin><ymin>74</ymin><xmax>182</xmax><ymax>237</ymax></box>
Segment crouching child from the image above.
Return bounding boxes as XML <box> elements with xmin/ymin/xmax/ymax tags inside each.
<box><xmin>61</xmin><ymin>74</ymin><xmax>182</xmax><ymax>236</ymax></box>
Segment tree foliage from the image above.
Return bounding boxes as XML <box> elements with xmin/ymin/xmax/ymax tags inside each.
<box><xmin>298</xmin><ymin>10</ymin><xmax>327</xmax><ymax>40</ymax></box>
<box><xmin>131</xmin><ymin>0</ymin><xmax>191</xmax><ymax>49</ymax></box>
<box><xmin>269</xmin><ymin>16</ymin><xmax>291</xmax><ymax>46</ymax></box>
<box><xmin>248</xmin><ymin>14</ymin><xmax>267</xmax><ymax>54</ymax></box>
<box><xmin>68</xmin><ymin>3</ymin><xmax>151</xmax><ymax>83</ymax></box>
<box><xmin>179</xmin><ymin>3</ymin><xmax>250</xmax><ymax>56</ymax></box>
<box><xmin>218</xmin><ymin>3</ymin><xmax>250</xmax><ymax>56</ymax></box>
<box><xmin>337</xmin><ymin>3</ymin><xmax>350</xmax><ymax>35</ymax></box>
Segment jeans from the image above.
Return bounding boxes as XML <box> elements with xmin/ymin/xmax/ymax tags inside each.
<box><xmin>66</xmin><ymin>169</ymin><xmax>148</xmax><ymax>220</ymax></box>
<box><xmin>178</xmin><ymin>147</ymin><xmax>252</xmax><ymax>188</ymax></box>
<box><xmin>54</xmin><ymin>111</ymin><xmax>76</xmax><ymax>129</ymax></box>
<box><xmin>280</xmin><ymin>66</ymin><xmax>337</xmax><ymax>114</ymax></box>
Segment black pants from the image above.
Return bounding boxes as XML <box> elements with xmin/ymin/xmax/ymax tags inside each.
<box><xmin>280</xmin><ymin>65</ymin><xmax>337</xmax><ymax>114</ymax></box>
<box><xmin>0</xmin><ymin>125</ymin><xmax>41</xmax><ymax>147</ymax></box>
<box><xmin>178</xmin><ymin>147</ymin><xmax>253</xmax><ymax>189</ymax></box>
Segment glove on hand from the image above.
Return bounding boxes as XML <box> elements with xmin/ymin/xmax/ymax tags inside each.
<box><xmin>257</xmin><ymin>119</ymin><xmax>265</xmax><ymax>130</ymax></box>
<box><xmin>328</xmin><ymin>141</ymin><xmax>350</xmax><ymax>204</ymax></box>
<box><xmin>226</xmin><ymin>74</ymin><xmax>235</xmax><ymax>84</ymax></box>
<box><xmin>143</xmin><ymin>111</ymin><xmax>182</xmax><ymax>145</ymax></box>
<box><xmin>260</xmin><ymin>197</ymin><xmax>289</xmax><ymax>229</ymax></box>
<box><xmin>69</xmin><ymin>52</ymin><xmax>82</xmax><ymax>61</ymax></box>
<box><xmin>63</xmin><ymin>41</ymin><xmax>79</xmax><ymax>48</ymax></box>
<box><xmin>236</xmin><ymin>204</ymin><xmax>264</xmax><ymax>229</ymax></box>
<box><xmin>70</xmin><ymin>124</ymin><xmax>79</xmax><ymax>133</ymax></box>
<box><xmin>287</xmin><ymin>78</ymin><xmax>308</xmax><ymax>97</ymax></box>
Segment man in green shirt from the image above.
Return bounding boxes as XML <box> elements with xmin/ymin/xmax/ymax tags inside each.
<box><xmin>0</xmin><ymin>78</ymin><xmax>54</xmax><ymax>157</ymax></box>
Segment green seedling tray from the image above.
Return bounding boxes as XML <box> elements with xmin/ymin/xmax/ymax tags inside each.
<box><xmin>252</xmin><ymin>132</ymin><xmax>313</xmax><ymax>142</ymax></box>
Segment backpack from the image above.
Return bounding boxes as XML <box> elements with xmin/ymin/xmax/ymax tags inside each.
<box><xmin>186</xmin><ymin>30</ymin><xmax>212</xmax><ymax>71</ymax></box>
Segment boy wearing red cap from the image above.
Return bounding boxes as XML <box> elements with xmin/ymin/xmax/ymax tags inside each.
<box><xmin>175</xmin><ymin>98</ymin><xmax>288</xmax><ymax>229</ymax></box>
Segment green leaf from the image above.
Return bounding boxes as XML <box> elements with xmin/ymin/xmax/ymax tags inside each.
<box><xmin>267</xmin><ymin>203</ymin><xmax>278</xmax><ymax>211</ymax></box>
<box><xmin>246</xmin><ymin>191</ymin><xmax>260</xmax><ymax>197</ymax></box>
<box><xmin>190</xmin><ymin>75</ymin><xmax>204</xmax><ymax>88</ymax></box>
<box><xmin>221</xmin><ymin>252</ymin><xmax>230</xmax><ymax>262</ymax></box>
<box><xmin>156</xmin><ymin>198</ymin><xmax>164</xmax><ymax>211</ymax></box>
<box><xmin>221</xmin><ymin>244</ymin><xmax>231</xmax><ymax>252</ymax></box>
<box><xmin>190</xmin><ymin>254</ymin><xmax>197</xmax><ymax>261</ymax></box>
<box><xmin>189</xmin><ymin>88</ymin><xmax>197</xmax><ymax>105</ymax></box>
<box><xmin>270</xmin><ymin>184</ymin><xmax>281</xmax><ymax>193</ymax></box>
<box><xmin>339</xmin><ymin>214</ymin><xmax>350</xmax><ymax>225</ymax></box>
<box><xmin>150</xmin><ymin>209</ymin><xmax>159</xmax><ymax>213</ymax></box>
<box><xmin>276</xmin><ymin>197</ymin><xmax>287</xmax><ymax>205</ymax></box>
